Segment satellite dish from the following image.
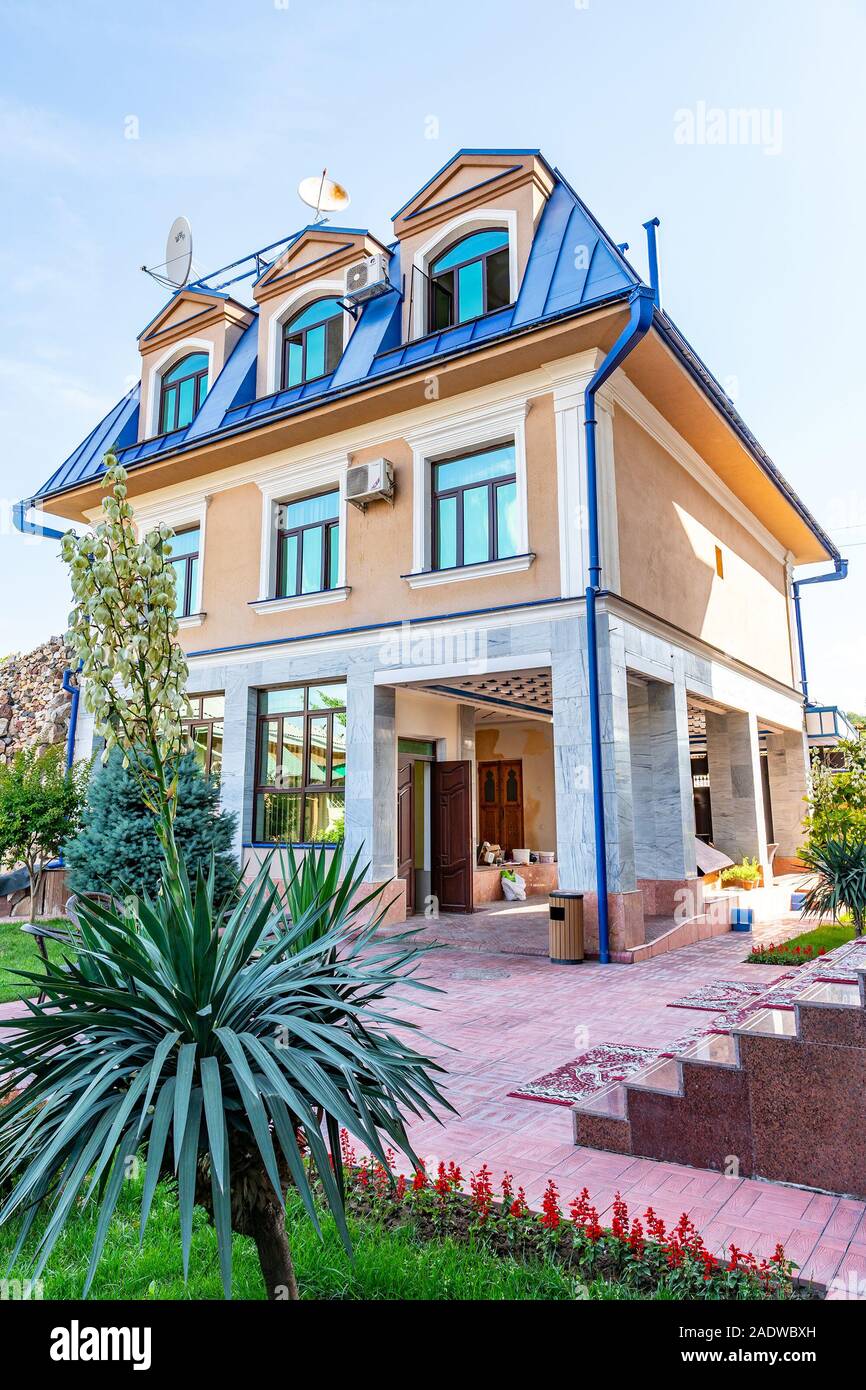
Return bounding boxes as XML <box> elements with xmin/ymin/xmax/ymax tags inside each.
<box><xmin>164</xmin><ymin>216</ymin><xmax>193</xmax><ymax>287</ymax></box>
<box><xmin>298</xmin><ymin>170</ymin><xmax>350</xmax><ymax>222</ymax></box>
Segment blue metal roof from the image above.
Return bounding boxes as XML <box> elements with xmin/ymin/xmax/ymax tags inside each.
<box><xmin>24</xmin><ymin>155</ymin><xmax>838</xmax><ymax>563</ymax></box>
<box><xmin>35</xmin><ymin>383</ymin><xmax>141</xmax><ymax>498</ymax></box>
<box><xmin>33</xmin><ymin>172</ymin><xmax>641</xmax><ymax>501</ymax></box>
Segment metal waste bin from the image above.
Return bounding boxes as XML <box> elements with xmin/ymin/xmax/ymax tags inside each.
<box><xmin>548</xmin><ymin>891</ymin><xmax>584</xmax><ymax>964</ymax></box>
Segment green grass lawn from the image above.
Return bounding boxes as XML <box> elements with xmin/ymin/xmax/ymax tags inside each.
<box><xmin>0</xmin><ymin>918</ymin><xmax>70</xmax><ymax>1003</ymax></box>
<box><xmin>747</xmin><ymin>920</ymin><xmax>855</xmax><ymax>966</ymax></box>
<box><xmin>0</xmin><ymin>1178</ymin><xmax>609</xmax><ymax>1301</ymax></box>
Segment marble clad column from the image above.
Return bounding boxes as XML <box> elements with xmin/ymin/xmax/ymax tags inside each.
<box><xmin>764</xmin><ymin>729</ymin><xmax>809</xmax><ymax>858</ymax></box>
<box><xmin>705</xmin><ymin>708</ymin><xmax>769</xmax><ymax>868</ymax></box>
<box><xmin>551</xmin><ymin>613</ymin><xmax>636</xmax><ymax>895</ymax></box>
<box><xmin>344</xmin><ymin>673</ymin><xmax>396</xmax><ymax>881</ymax></box>
<box><xmin>628</xmin><ymin>677</ymin><xmax>696</xmax><ymax>882</ymax></box>
<box><xmin>220</xmin><ymin>672</ymin><xmax>257</xmax><ymax>863</ymax></box>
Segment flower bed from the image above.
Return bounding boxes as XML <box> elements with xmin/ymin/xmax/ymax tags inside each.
<box><xmin>339</xmin><ymin>1133</ymin><xmax>798</xmax><ymax>1300</ymax></box>
<box><xmin>746</xmin><ymin>922</ymin><xmax>853</xmax><ymax>966</ymax></box>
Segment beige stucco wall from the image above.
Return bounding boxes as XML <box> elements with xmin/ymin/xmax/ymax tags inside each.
<box><xmin>395</xmin><ymin>688</ymin><xmax>460</xmax><ymax>756</ymax></box>
<box><xmin>613</xmin><ymin>409</ymin><xmax>794</xmax><ymax>686</ymax></box>
<box><xmin>188</xmin><ymin>392</ymin><xmax>561</xmax><ymax>654</ymax></box>
<box><xmin>475</xmin><ymin>720</ymin><xmax>556</xmax><ymax>851</ymax></box>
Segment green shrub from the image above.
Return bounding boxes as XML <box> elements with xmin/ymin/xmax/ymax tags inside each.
<box><xmin>63</xmin><ymin>747</ymin><xmax>238</xmax><ymax>904</ymax></box>
<box><xmin>807</xmin><ymin>740</ymin><xmax>866</xmax><ymax>847</ymax></box>
<box><xmin>720</xmin><ymin>856</ymin><xmax>761</xmax><ymax>885</ymax></box>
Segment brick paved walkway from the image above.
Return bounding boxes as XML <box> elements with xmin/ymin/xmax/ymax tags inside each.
<box><xmin>372</xmin><ymin>922</ymin><xmax>866</xmax><ymax>1295</ymax></box>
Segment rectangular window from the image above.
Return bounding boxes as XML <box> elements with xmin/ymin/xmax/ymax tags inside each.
<box><xmin>275</xmin><ymin>491</ymin><xmax>340</xmax><ymax>598</ymax></box>
<box><xmin>431</xmin><ymin>443</ymin><xmax>518</xmax><ymax>570</ymax></box>
<box><xmin>169</xmin><ymin>526</ymin><xmax>201</xmax><ymax>617</ymax></box>
<box><xmin>254</xmin><ymin>680</ymin><xmax>346</xmax><ymax>843</ymax></box>
<box><xmin>182</xmin><ymin>693</ymin><xmax>224</xmax><ymax>778</ymax></box>
<box><xmin>714</xmin><ymin>544</ymin><xmax>724</xmax><ymax>579</ymax></box>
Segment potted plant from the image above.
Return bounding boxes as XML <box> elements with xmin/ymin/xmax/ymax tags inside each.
<box><xmin>720</xmin><ymin>856</ymin><xmax>763</xmax><ymax>892</ymax></box>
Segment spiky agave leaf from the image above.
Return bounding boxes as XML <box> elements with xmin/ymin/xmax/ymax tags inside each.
<box><xmin>800</xmin><ymin>834</ymin><xmax>866</xmax><ymax>934</ymax></box>
<box><xmin>0</xmin><ymin>854</ymin><xmax>452</xmax><ymax>1297</ymax></box>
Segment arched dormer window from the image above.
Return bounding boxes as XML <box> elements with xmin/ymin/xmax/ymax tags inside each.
<box><xmin>429</xmin><ymin>229</ymin><xmax>510</xmax><ymax>331</ymax></box>
<box><xmin>281</xmin><ymin>297</ymin><xmax>344</xmax><ymax>389</ymax></box>
<box><xmin>159</xmin><ymin>352</ymin><xmax>209</xmax><ymax>433</ymax></box>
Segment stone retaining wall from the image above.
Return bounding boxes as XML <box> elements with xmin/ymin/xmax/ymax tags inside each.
<box><xmin>0</xmin><ymin>635</ymin><xmax>73</xmax><ymax>765</ymax></box>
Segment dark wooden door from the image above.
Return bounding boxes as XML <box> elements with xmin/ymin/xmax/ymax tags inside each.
<box><xmin>477</xmin><ymin>759</ymin><xmax>524</xmax><ymax>855</ymax></box>
<box><xmin>431</xmin><ymin>760</ymin><xmax>473</xmax><ymax>914</ymax></box>
<box><xmin>397</xmin><ymin>757</ymin><xmax>415</xmax><ymax>915</ymax></box>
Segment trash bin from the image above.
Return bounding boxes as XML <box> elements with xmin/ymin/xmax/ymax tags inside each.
<box><xmin>730</xmin><ymin>906</ymin><xmax>753</xmax><ymax>932</ymax></box>
<box><xmin>548</xmin><ymin>891</ymin><xmax>584</xmax><ymax>964</ymax></box>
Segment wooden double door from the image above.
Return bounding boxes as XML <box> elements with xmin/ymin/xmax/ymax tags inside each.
<box><xmin>478</xmin><ymin>759</ymin><xmax>524</xmax><ymax>856</ymax></box>
<box><xmin>397</xmin><ymin>757</ymin><xmax>474</xmax><ymax>915</ymax></box>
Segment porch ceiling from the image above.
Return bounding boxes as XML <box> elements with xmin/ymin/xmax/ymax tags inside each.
<box><xmin>408</xmin><ymin>667</ymin><xmax>553</xmax><ymax>722</ymax></box>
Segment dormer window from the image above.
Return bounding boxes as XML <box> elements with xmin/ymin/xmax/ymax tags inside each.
<box><xmin>281</xmin><ymin>297</ymin><xmax>344</xmax><ymax>389</ymax></box>
<box><xmin>429</xmin><ymin>229</ymin><xmax>510</xmax><ymax>331</ymax></box>
<box><xmin>159</xmin><ymin>352</ymin><xmax>209</xmax><ymax>433</ymax></box>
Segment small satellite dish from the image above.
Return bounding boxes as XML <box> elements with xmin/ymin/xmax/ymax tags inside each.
<box><xmin>298</xmin><ymin>170</ymin><xmax>350</xmax><ymax>222</ymax></box>
<box><xmin>164</xmin><ymin>215</ymin><xmax>193</xmax><ymax>287</ymax></box>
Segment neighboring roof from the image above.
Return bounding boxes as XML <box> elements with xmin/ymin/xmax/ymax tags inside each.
<box><xmin>27</xmin><ymin>149</ymin><xmax>838</xmax><ymax>564</ymax></box>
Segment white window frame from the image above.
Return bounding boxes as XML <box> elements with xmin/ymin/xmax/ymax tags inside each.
<box><xmin>411</xmin><ymin>207</ymin><xmax>519</xmax><ymax>340</ymax></box>
<box><xmin>146</xmin><ymin>338</ymin><xmax>215</xmax><ymax>439</ymax></box>
<box><xmin>263</xmin><ymin>281</ymin><xmax>352</xmax><ymax>396</ymax></box>
<box><xmin>254</xmin><ymin>451</ymin><xmax>351</xmax><ymax>614</ymax></box>
<box><xmin>134</xmin><ymin>495</ymin><xmax>209</xmax><ymax>628</ymax></box>
<box><xmin>403</xmin><ymin>399</ymin><xmax>532</xmax><ymax>589</ymax></box>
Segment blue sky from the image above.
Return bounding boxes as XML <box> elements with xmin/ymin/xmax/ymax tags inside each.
<box><xmin>1</xmin><ymin>0</ymin><xmax>863</xmax><ymax>709</ymax></box>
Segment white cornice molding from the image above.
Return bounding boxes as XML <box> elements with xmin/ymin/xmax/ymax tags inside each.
<box><xmin>605</xmin><ymin>370</ymin><xmax>787</xmax><ymax>564</ymax></box>
<box><xmin>403</xmin><ymin>394</ymin><xmax>528</xmax><ymax>454</ymax></box>
<box><xmin>403</xmin><ymin>553</ymin><xmax>535</xmax><ymax>590</ymax></box>
<box><xmin>250</xmin><ymin>586</ymin><xmax>351</xmax><ymax>615</ymax></box>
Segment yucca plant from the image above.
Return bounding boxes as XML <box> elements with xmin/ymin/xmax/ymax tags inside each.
<box><xmin>800</xmin><ymin>834</ymin><xmax>866</xmax><ymax>936</ymax></box>
<box><xmin>0</xmin><ymin>460</ymin><xmax>453</xmax><ymax>1301</ymax></box>
<box><xmin>279</xmin><ymin>840</ymin><xmax>379</xmax><ymax>951</ymax></box>
<box><xmin>0</xmin><ymin>854</ymin><xmax>450</xmax><ymax>1298</ymax></box>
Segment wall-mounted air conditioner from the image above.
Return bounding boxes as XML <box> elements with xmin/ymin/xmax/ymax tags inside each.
<box><xmin>344</xmin><ymin>253</ymin><xmax>391</xmax><ymax>305</ymax></box>
<box><xmin>346</xmin><ymin>458</ymin><xmax>394</xmax><ymax>510</ymax></box>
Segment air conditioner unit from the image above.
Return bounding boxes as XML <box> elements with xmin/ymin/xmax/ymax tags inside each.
<box><xmin>346</xmin><ymin>458</ymin><xmax>394</xmax><ymax>509</ymax></box>
<box><xmin>344</xmin><ymin>253</ymin><xmax>391</xmax><ymax>304</ymax></box>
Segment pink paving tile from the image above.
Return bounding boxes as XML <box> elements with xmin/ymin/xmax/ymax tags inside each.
<box><xmin>820</xmin><ymin>1199</ymin><xmax>866</xmax><ymax>1243</ymax></box>
<box><xmin>798</xmin><ymin>1240</ymin><xmax>850</xmax><ymax>1285</ymax></box>
<box><xmin>826</xmin><ymin>1244</ymin><xmax>866</xmax><ymax>1298</ymax></box>
<box><xmin>741</xmin><ymin>1186</ymin><xmax>820</xmax><ymax>1221</ymax></box>
<box><xmin>801</xmin><ymin>1192</ymin><xmax>841</xmax><ymax>1229</ymax></box>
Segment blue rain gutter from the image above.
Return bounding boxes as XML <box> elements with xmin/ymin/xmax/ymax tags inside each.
<box><xmin>791</xmin><ymin>557</ymin><xmax>848</xmax><ymax>704</ymax></box>
<box><xmin>12</xmin><ymin>498</ymin><xmax>69</xmax><ymax>541</ymax></box>
<box><xmin>583</xmin><ymin>284</ymin><xmax>656</xmax><ymax>964</ymax></box>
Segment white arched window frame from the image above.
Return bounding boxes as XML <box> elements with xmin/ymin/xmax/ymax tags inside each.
<box><xmin>146</xmin><ymin>338</ymin><xmax>215</xmax><ymax>439</ymax></box>
<box><xmin>264</xmin><ymin>281</ymin><xmax>353</xmax><ymax>396</ymax></box>
<box><xmin>411</xmin><ymin>207</ymin><xmax>519</xmax><ymax>340</ymax></box>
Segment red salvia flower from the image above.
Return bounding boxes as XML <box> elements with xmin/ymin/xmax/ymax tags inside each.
<box><xmin>540</xmin><ymin>1179</ymin><xmax>562</xmax><ymax>1231</ymax></box>
<box><xmin>469</xmin><ymin>1164</ymin><xmax>494</xmax><ymax>1222</ymax></box>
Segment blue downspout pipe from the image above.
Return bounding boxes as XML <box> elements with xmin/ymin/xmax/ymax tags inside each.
<box><xmin>13</xmin><ymin>501</ymin><xmax>81</xmax><ymax>768</ymax></box>
<box><xmin>791</xmin><ymin>557</ymin><xmax>848</xmax><ymax>704</ymax></box>
<box><xmin>583</xmin><ymin>285</ymin><xmax>656</xmax><ymax>963</ymax></box>
<box><xmin>642</xmin><ymin>219</ymin><xmax>661</xmax><ymax>307</ymax></box>
<box><xmin>61</xmin><ymin>664</ymin><xmax>83</xmax><ymax>770</ymax></box>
